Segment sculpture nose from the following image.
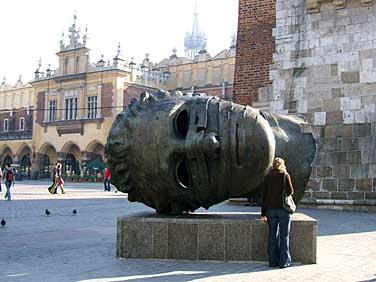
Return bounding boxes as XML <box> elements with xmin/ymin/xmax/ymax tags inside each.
<box><xmin>202</xmin><ymin>132</ymin><xmax>220</xmax><ymax>159</ymax></box>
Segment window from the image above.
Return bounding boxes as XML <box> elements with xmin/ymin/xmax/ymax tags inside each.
<box><xmin>19</xmin><ymin>117</ymin><xmax>25</xmax><ymax>131</ymax></box>
<box><xmin>49</xmin><ymin>100</ymin><xmax>57</xmax><ymax>122</ymax></box>
<box><xmin>43</xmin><ymin>155</ymin><xmax>51</xmax><ymax>176</ymax></box>
<box><xmin>3</xmin><ymin>119</ymin><xmax>9</xmax><ymax>132</ymax></box>
<box><xmin>87</xmin><ymin>96</ymin><xmax>98</xmax><ymax>119</ymax></box>
<box><xmin>64</xmin><ymin>97</ymin><xmax>78</xmax><ymax>120</ymax></box>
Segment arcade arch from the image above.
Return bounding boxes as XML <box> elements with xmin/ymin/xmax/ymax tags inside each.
<box><xmin>85</xmin><ymin>140</ymin><xmax>105</xmax><ymax>161</ymax></box>
<box><xmin>17</xmin><ymin>144</ymin><xmax>32</xmax><ymax>179</ymax></box>
<box><xmin>38</xmin><ymin>142</ymin><xmax>58</xmax><ymax>178</ymax></box>
<box><xmin>0</xmin><ymin>145</ymin><xmax>13</xmax><ymax>169</ymax></box>
<box><xmin>60</xmin><ymin>142</ymin><xmax>82</xmax><ymax>175</ymax></box>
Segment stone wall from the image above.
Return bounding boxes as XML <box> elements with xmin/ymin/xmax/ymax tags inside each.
<box><xmin>248</xmin><ymin>0</ymin><xmax>376</xmax><ymax>205</ymax></box>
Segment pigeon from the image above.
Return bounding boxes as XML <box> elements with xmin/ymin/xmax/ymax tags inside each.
<box><xmin>45</xmin><ymin>209</ymin><xmax>51</xmax><ymax>216</ymax></box>
<box><xmin>1</xmin><ymin>219</ymin><xmax>5</xmax><ymax>227</ymax></box>
<box><xmin>72</xmin><ymin>209</ymin><xmax>77</xmax><ymax>215</ymax></box>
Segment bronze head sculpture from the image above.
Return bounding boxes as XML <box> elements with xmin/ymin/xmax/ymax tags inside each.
<box><xmin>105</xmin><ymin>91</ymin><xmax>316</xmax><ymax>214</ymax></box>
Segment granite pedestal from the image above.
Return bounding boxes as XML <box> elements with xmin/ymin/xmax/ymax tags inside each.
<box><xmin>117</xmin><ymin>212</ymin><xmax>317</xmax><ymax>264</ymax></box>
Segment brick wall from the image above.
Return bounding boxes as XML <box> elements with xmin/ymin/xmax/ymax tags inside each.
<box><xmin>0</xmin><ymin>111</ymin><xmax>10</xmax><ymax>131</ymax></box>
<box><xmin>233</xmin><ymin>0</ymin><xmax>276</xmax><ymax>106</ymax></box>
<box><xmin>14</xmin><ymin>109</ymin><xmax>32</xmax><ymax>130</ymax></box>
<box><xmin>199</xmin><ymin>86</ymin><xmax>233</xmax><ymax>100</ymax></box>
<box><xmin>123</xmin><ymin>85</ymin><xmax>159</xmax><ymax>106</ymax></box>
<box><xmin>101</xmin><ymin>83</ymin><xmax>113</xmax><ymax>117</ymax></box>
<box><xmin>36</xmin><ymin>91</ymin><xmax>45</xmax><ymax>125</ymax></box>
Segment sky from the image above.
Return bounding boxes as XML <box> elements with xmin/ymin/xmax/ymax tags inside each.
<box><xmin>0</xmin><ymin>0</ymin><xmax>239</xmax><ymax>84</ymax></box>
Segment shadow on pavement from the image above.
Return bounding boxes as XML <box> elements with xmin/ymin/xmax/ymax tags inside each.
<box><xmin>207</xmin><ymin>203</ymin><xmax>376</xmax><ymax>237</ymax></box>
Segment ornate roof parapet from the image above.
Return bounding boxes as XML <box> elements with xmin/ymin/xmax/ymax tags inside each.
<box><xmin>307</xmin><ymin>0</ymin><xmax>373</xmax><ymax>13</ymax></box>
<box><xmin>59</xmin><ymin>12</ymin><xmax>88</xmax><ymax>51</ymax></box>
<box><xmin>113</xmin><ymin>42</ymin><xmax>125</xmax><ymax>68</ymax></box>
<box><xmin>170</xmin><ymin>47</ymin><xmax>178</xmax><ymax>60</ymax></box>
<box><xmin>34</xmin><ymin>58</ymin><xmax>43</xmax><ymax>80</ymax></box>
<box><xmin>194</xmin><ymin>43</ymin><xmax>211</xmax><ymax>62</ymax></box>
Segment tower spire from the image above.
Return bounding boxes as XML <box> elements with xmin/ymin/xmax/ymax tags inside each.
<box><xmin>192</xmin><ymin>3</ymin><xmax>199</xmax><ymax>36</ymax></box>
<box><xmin>184</xmin><ymin>4</ymin><xmax>207</xmax><ymax>60</ymax></box>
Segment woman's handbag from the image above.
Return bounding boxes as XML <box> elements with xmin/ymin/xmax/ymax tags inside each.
<box><xmin>282</xmin><ymin>173</ymin><xmax>296</xmax><ymax>214</ymax></box>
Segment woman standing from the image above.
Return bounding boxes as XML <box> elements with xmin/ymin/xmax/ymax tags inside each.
<box><xmin>261</xmin><ymin>157</ymin><xmax>294</xmax><ymax>268</ymax></box>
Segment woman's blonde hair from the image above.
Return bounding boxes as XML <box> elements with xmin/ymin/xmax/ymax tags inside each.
<box><xmin>273</xmin><ymin>157</ymin><xmax>286</xmax><ymax>172</ymax></box>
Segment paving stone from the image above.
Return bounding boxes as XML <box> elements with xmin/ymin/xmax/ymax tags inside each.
<box><xmin>0</xmin><ymin>181</ymin><xmax>376</xmax><ymax>282</ymax></box>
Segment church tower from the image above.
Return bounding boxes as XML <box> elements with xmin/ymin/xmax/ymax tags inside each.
<box><xmin>184</xmin><ymin>5</ymin><xmax>207</xmax><ymax>60</ymax></box>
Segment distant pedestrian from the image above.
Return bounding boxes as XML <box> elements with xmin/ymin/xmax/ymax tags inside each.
<box><xmin>261</xmin><ymin>157</ymin><xmax>294</xmax><ymax>268</ymax></box>
<box><xmin>103</xmin><ymin>167</ymin><xmax>111</xmax><ymax>191</ymax></box>
<box><xmin>3</xmin><ymin>163</ymin><xmax>15</xmax><ymax>201</ymax></box>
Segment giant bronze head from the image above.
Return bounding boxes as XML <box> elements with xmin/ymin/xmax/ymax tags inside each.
<box><xmin>105</xmin><ymin>91</ymin><xmax>316</xmax><ymax>214</ymax></box>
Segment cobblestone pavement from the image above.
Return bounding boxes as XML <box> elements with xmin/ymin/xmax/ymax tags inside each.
<box><xmin>0</xmin><ymin>181</ymin><xmax>375</xmax><ymax>282</ymax></box>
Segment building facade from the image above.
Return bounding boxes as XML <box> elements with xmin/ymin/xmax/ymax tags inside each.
<box><xmin>29</xmin><ymin>14</ymin><xmax>155</xmax><ymax>179</ymax></box>
<box><xmin>135</xmin><ymin>7</ymin><xmax>236</xmax><ymax>100</ymax></box>
<box><xmin>136</xmin><ymin>42</ymin><xmax>236</xmax><ymax>100</ymax></box>
<box><xmin>0</xmin><ymin>78</ymin><xmax>34</xmax><ymax>178</ymax></box>
<box><xmin>0</xmin><ymin>11</ymin><xmax>235</xmax><ymax>179</ymax></box>
<box><xmin>234</xmin><ymin>0</ymin><xmax>376</xmax><ymax>207</ymax></box>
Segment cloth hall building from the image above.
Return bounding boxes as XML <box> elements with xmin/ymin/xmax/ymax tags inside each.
<box><xmin>0</xmin><ymin>13</ymin><xmax>236</xmax><ymax>179</ymax></box>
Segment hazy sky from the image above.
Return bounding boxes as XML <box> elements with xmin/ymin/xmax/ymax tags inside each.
<box><xmin>0</xmin><ymin>0</ymin><xmax>238</xmax><ymax>84</ymax></box>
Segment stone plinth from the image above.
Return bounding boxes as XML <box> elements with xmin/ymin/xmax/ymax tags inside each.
<box><xmin>117</xmin><ymin>212</ymin><xmax>317</xmax><ymax>264</ymax></box>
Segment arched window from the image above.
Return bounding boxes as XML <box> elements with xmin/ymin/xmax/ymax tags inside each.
<box><xmin>65</xmin><ymin>154</ymin><xmax>78</xmax><ymax>175</ymax></box>
<box><xmin>20</xmin><ymin>154</ymin><xmax>31</xmax><ymax>178</ymax></box>
<box><xmin>2</xmin><ymin>156</ymin><xmax>13</xmax><ymax>169</ymax></box>
<box><xmin>43</xmin><ymin>155</ymin><xmax>51</xmax><ymax>176</ymax></box>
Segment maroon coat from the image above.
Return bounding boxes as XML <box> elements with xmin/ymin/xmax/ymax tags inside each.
<box><xmin>261</xmin><ymin>169</ymin><xmax>294</xmax><ymax>216</ymax></box>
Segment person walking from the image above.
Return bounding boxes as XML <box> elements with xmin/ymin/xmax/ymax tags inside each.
<box><xmin>103</xmin><ymin>167</ymin><xmax>111</xmax><ymax>191</ymax></box>
<box><xmin>3</xmin><ymin>163</ymin><xmax>15</xmax><ymax>201</ymax></box>
<box><xmin>261</xmin><ymin>157</ymin><xmax>294</xmax><ymax>268</ymax></box>
<box><xmin>48</xmin><ymin>163</ymin><xmax>58</xmax><ymax>194</ymax></box>
<box><xmin>55</xmin><ymin>162</ymin><xmax>65</xmax><ymax>194</ymax></box>
<box><xmin>48</xmin><ymin>162</ymin><xmax>65</xmax><ymax>194</ymax></box>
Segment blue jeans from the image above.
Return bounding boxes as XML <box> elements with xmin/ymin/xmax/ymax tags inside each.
<box><xmin>4</xmin><ymin>181</ymin><xmax>12</xmax><ymax>201</ymax></box>
<box><xmin>266</xmin><ymin>208</ymin><xmax>292</xmax><ymax>267</ymax></box>
<box><xmin>104</xmin><ymin>178</ymin><xmax>111</xmax><ymax>191</ymax></box>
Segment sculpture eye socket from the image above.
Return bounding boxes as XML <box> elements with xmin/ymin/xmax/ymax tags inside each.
<box><xmin>175</xmin><ymin>159</ymin><xmax>190</xmax><ymax>189</ymax></box>
<box><xmin>174</xmin><ymin>109</ymin><xmax>189</xmax><ymax>138</ymax></box>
